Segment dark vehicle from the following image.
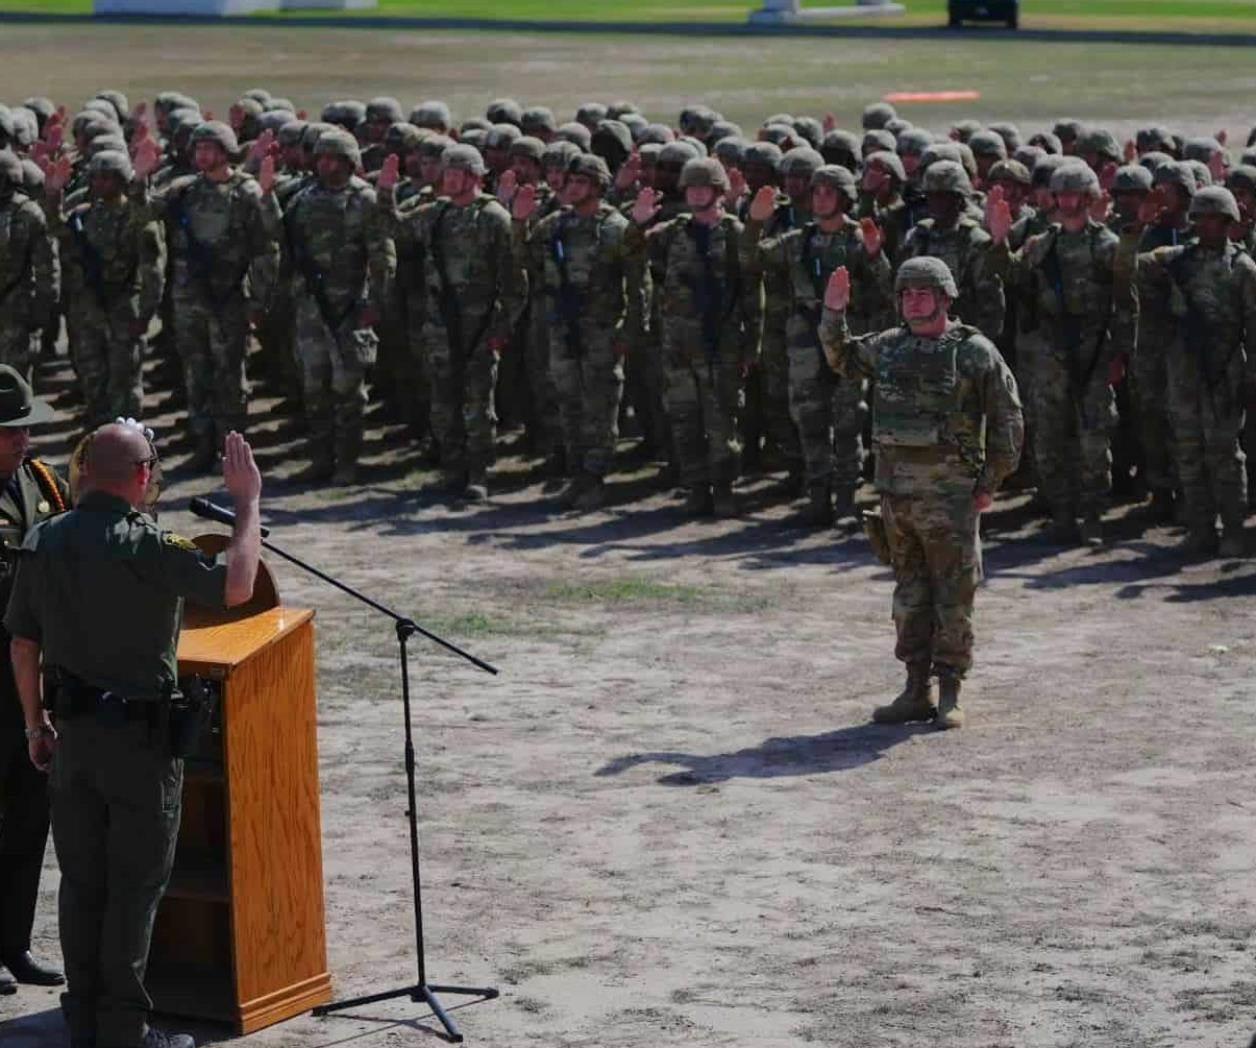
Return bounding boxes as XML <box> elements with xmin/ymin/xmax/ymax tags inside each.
<box><xmin>948</xmin><ymin>0</ymin><xmax>1019</xmax><ymax>29</ymax></box>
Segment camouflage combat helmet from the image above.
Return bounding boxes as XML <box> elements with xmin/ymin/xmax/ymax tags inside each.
<box><xmin>83</xmin><ymin>98</ymin><xmax>119</xmax><ymax>123</ymax></box>
<box><xmin>8</xmin><ymin>109</ymin><xmax>36</xmax><ymax>150</ymax></box>
<box><xmin>1226</xmin><ymin>164</ymin><xmax>1256</xmax><ymax>197</ymax></box>
<box><xmin>679</xmin><ymin>156</ymin><xmax>729</xmax><ymax>192</ymax></box>
<box><xmin>1052</xmin><ymin>119</ymin><xmax>1085</xmax><ymax>146</ymax></box>
<box><xmin>861</xmin><ymin>129</ymin><xmax>895</xmax><ymax>156</ymax></box>
<box><xmin>20</xmin><ymin>97</ymin><xmax>55</xmax><ymax>130</ymax></box>
<box><xmin>988</xmin><ymin>121</ymin><xmax>1022</xmax><ymax>152</ymax></box>
<box><xmin>1112</xmin><ymin>164</ymin><xmax>1152</xmax><ymax>193</ymax></box>
<box><xmin>484</xmin><ymin>123</ymin><xmax>522</xmax><ymax>150</ymax></box>
<box><xmin>820</xmin><ymin>130</ymin><xmax>859</xmax><ymax>172</ymax></box>
<box><xmin>265</xmin><ymin>98</ymin><xmax>296</xmax><ymax>114</ymax></box>
<box><xmin>1185</xmin><ymin>159</ymin><xmax>1214</xmax><ymax>188</ymax></box>
<box><xmin>1079</xmin><ymin>127</ymin><xmax>1121</xmax><ymax>163</ymax></box>
<box><xmin>277</xmin><ymin>119</ymin><xmax>309</xmax><ymax>149</ymax></box>
<box><xmin>366</xmin><ymin>97</ymin><xmax>404</xmax><ymax>125</ymax></box>
<box><xmin>968</xmin><ymin>129</ymin><xmax>1008</xmax><ymax>160</ymax></box>
<box><xmin>485</xmin><ymin>98</ymin><xmax>523</xmax><ymax>127</ymax></box>
<box><xmin>922</xmin><ymin>159</ymin><xmax>974</xmax><ymax>197</ymax></box>
<box><xmin>567</xmin><ymin>152</ymin><xmax>612</xmax><ymax>189</ymax></box>
<box><xmin>950</xmin><ymin>118</ymin><xmax>981</xmax><ymax>143</ymax></box>
<box><xmin>93</xmin><ymin>89</ymin><xmax>130</xmax><ymax>123</ymax></box>
<box><xmin>1027</xmin><ymin>130</ymin><xmax>1062</xmax><ymax>155</ymax></box>
<box><xmin>1154</xmin><ymin>160</ymin><xmax>1197</xmax><ymax>196</ymax></box>
<box><xmin>810</xmin><ymin>163</ymin><xmax>857</xmax><ymax>205</ymax></box>
<box><xmin>556</xmin><ymin>122</ymin><xmax>592</xmax><ymax>151</ymax></box>
<box><xmin>592</xmin><ymin>120</ymin><xmax>633</xmax><ymax>164</ymax></box>
<box><xmin>19</xmin><ymin>158</ymin><xmax>43</xmax><ymax>194</ymax></box>
<box><xmin>1136</xmin><ymin>126</ymin><xmax>1176</xmax><ymax>156</ymax></box>
<box><xmin>241</xmin><ymin>87</ymin><xmax>272</xmax><ymax>104</ymax></box>
<box><xmin>987</xmin><ymin>158</ymin><xmax>1031</xmax><ymax>186</ymax></box>
<box><xmin>521</xmin><ymin>106</ymin><xmax>557</xmax><ymax>137</ymax></box>
<box><xmin>315</xmin><ymin>128</ymin><xmax>361</xmax><ymax>168</ymax></box>
<box><xmin>167</xmin><ymin>107</ymin><xmax>204</xmax><ymax>142</ymax></box>
<box><xmin>894</xmin><ymin>256</ymin><xmax>958</xmax><ymax>298</ymax></box>
<box><xmin>460</xmin><ymin>116</ymin><xmax>491</xmax><ymax>134</ymax></box>
<box><xmin>0</xmin><ymin>150</ymin><xmax>22</xmax><ymax>188</ymax></box>
<box><xmin>758</xmin><ymin>123</ymin><xmax>797</xmax><ymax>150</ymax></box>
<box><xmin>763</xmin><ymin>112</ymin><xmax>794</xmax><ymax>129</ymax></box>
<box><xmin>1014</xmin><ymin>145</ymin><xmax>1046</xmax><ymax>169</ymax></box>
<box><xmin>88</xmin><ymin>148</ymin><xmax>134</xmax><ymax>182</ymax></box>
<box><xmin>1189</xmin><ymin>185</ymin><xmax>1241</xmax><ymax>222</ymax></box>
<box><xmin>509</xmin><ymin>135</ymin><xmax>545</xmax><ymax>162</ymax></box>
<box><xmin>384</xmin><ymin>122</ymin><xmax>424</xmax><ymax>155</ymax></box>
<box><xmin>258</xmin><ymin>110</ymin><xmax>293</xmax><ymax>137</ymax></box>
<box><xmin>575</xmin><ymin>102</ymin><xmax>609</xmax><ymax>130</ymax></box>
<box><xmin>710</xmin><ymin>120</ymin><xmax>744</xmax><ymax>146</ymax></box>
<box><xmin>743</xmin><ymin>141</ymin><xmax>783</xmax><ymax>172</ymax></box>
<box><xmin>411</xmin><ymin>101</ymin><xmax>452</xmax><ymax>131</ymax></box>
<box><xmin>607</xmin><ymin>100</ymin><xmax>639</xmax><ymax>120</ymax></box>
<box><xmin>884</xmin><ymin>117</ymin><xmax>913</xmax><ymax>138</ymax></box>
<box><xmin>864</xmin><ymin>150</ymin><xmax>906</xmax><ymax>185</ymax></box>
<box><xmin>713</xmin><ymin>136</ymin><xmax>746</xmax><ymax>168</ymax></box>
<box><xmin>919</xmin><ymin>141</ymin><xmax>964</xmax><ymax>173</ymax></box>
<box><xmin>1049</xmin><ymin>162</ymin><xmax>1101</xmax><ymax>196</ymax></box>
<box><xmin>861</xmin><ymin>101</ymin><xmax>897</xmax><ymax>130</ymax></box>
<box><xmin>418</xmin><ymin>133</ymin><xmax>452</xmax><ymax>160</ymax></box>
<box><xmin>190</xmin><ymin>120</ymin><xmax>239</xmax><ymax>155</ymax></box>
<box><xmin>1183</xmin><ymin>136</ymin><xmax>1224</xmax><ymax>164</ymax></box>
<box><xmin>442</xmin><ymin>142</ymin><xmax>487</xmax><ymax>177</ymax></box>
<box><xmin>301</xmin><ymin>121</ymin><xmax>334</xmax><ymax>152</ymax></box>
<box><xmin>792</xmin><ymin>116</ymin><xmax>823</xmax><ymax>149</ymax></box>
<box><xmin>658</xmin><ymin>140</ymin><xmax>701</xmax><ymax>170</ymax></box>
<box><xmin>87</xmin><ymin>134</ymin><xmax>128</xmax><ymax>159</ymax></box>
<box><xmin>620</xmin><ymin>113</ymin><xmax>648</xmax><ymax>139</ymax></box>
<box><xmin>780</xmin><ymin>146</ymin><xmax>824</xmax><ymax>178</ymax></box>
<box><xmin>895</xmin><ymin>128</ymin><xmax>934</xmax><ymax>158</ymax></box>
<box><xmin>1138</xmin><ymin>151</ymin><xmax>1174</xmax><ymax>176</ymax></box>
<box><xmin>636</xmin><ymin>123</ymin><xmax>674</xmax><ymax>146</ymax></box>
<box><xmin>542</xmin><ymin>139</ymin><xmax>582</xmax><ymax>171</ymax></box>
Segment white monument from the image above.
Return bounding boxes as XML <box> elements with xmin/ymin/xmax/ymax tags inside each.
<box><xmin>749</xmin><ymin>0</ymin><xmax>905</xmax><ymax>24</ymax></box>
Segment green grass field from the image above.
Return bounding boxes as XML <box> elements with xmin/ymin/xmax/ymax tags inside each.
<box><xmin>5</xmin><ymin>0</ymin><xmax>1256</xmax><ymax>31</ymax></box>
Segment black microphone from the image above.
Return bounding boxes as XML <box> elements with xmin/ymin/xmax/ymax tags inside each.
<box><xmin>189</xmin><ymin>497</ymin><xmax>271</xmax><ymax>538</ymax></box>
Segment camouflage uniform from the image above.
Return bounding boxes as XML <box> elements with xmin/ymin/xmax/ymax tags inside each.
<box><xmin>820</xmin><ymin>258</ymin><xmax>1023</xmax><ymax>726</ymax></box>
<box><xmin>283</xmin><ymin>132</ymin><xmax>395</xmax><ymax>481</ymax></box>
<box><xmin>902</xmin><ymin>161</ymin><xmax>1005</xmax><ymax>340</ymax></box>
<box><xmin>745</xmin><ymin>167</ymin><xmax>892</xmax><ymax>523</ymax></box>
<box><xmin>0</xmin><ymin>154</ymin><xmax>56</xmax><ymax>381</ymax></box>
<box><xmin>992</xmin><ymin>165</ymin><xmax>1137</xmax><ymax>540</ymax></box>
<box><xmin>1134</xmin><ymin>188</ymin><xmax>1256</xmax><ymax>553</ymax></box>
<box><xmin>626</xmin><ymin>159</ymin><xmax>760</xmax><ymax>514</ymax></box>
<box><xmin>146</xmin><ymin>123</ymin><xmax>279</xmax><ymax>462</ymax></box>
<box><xmin>381</xmin><ymin>147</ymin><xmax>525</xmax><ymax>493</ymax></box>
<box><xmin>517</xmin><ymin>156</ymin><xmax>644</xmax><ymax>506</ymax></box>
<box><xmin>49</xmin><ymin>152</ymin><xmax>165</xmax><ymax>429</ymax></box>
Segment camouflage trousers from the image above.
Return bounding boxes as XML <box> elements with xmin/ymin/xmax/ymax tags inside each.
<box><xmin>742</xmin><ymin>318</ymin><xmax>800</xmax><ymax>472</ymax></box>
<box><xmin>624</xmin><ymin>329</ymin><xmax>670</xmax><ymax>459</ymax></box>
<box><xmin>550</xmin><ymin>322</ymin><xmax>624</xmax><ymax>479</ymax></box>
<box><xmin>422</xmin><ymin>318</ymin><xmax>498</xmax><ymax>479</ymax></box>
<box><xmin>295</xmin><ymin>297</ymin><xmax>376</xmax><ymax>468</ymax></box>
<box><xmin>0</xmin><ymin>313</ymin><xmax>33</xmax><ymax>382</ymax></box>
<box><xmin>788</xmin><ymin>339</ymin><xmax>866</xmax><ymax>493</ymax></box>
<box><xmin>662</xmin><ymin>353</ymin><xmax>741</xmax><ymax>489</ymax></box>
<box><xmin>1167</xmin><ymin>349</ymin><xmax>1247</xmax><ymax>531</ymax></box>
<box><xmin>171</xmin><ymin>284</ymin><xmax>249</xmax><ymax>439</ymax></box>
<box><xmin>883</xmin><ymin>491</ymin><xmax>982</xmax><ymax>677</ymax></box>
<box><xmin>402</xmin><ymin>299</ymin><xmax>432</xmax><ymax>438</ymax></box>
<box><xmin>526</xmin><ymin>304</ymin><xmax>561</xmax><ymax>457</ymax></box>
<box><xmin>1025</xmin><ymin>343</ymin><xmax>1115</xmax><ymax>518</ymax></box>
<box><xmin>257</xmin><ymin>285</ymin><xmax>300</xmax><ymax>402</ymax></box>
<box><xmin>66</xmin><ymin>298</ymin><xmax>144</xmax><ymax>429</ymax></box>
<box><xmin>1130</xmin><ymin>341</ymin><xmax>1175</xmax><ymax>495</ymax></box>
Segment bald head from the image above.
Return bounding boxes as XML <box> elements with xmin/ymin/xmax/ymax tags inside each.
<box><xmin>83</xmin><ymin>423</ymin><xmax>152</xmax><ymax>498</ymax></box>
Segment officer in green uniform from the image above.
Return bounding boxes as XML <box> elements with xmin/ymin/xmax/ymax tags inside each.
<box><xmin>5</xmin><ymin>424</ymin><xmax>262</xmax><ymax>1048</ymax></box>
<box><xmin>0</xmin><ymin>365</ymin><xmax>68</xmax><ymax>995</ymax></box>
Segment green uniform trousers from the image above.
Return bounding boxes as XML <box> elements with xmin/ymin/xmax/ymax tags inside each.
<box><xmin>51</xmin><ymin>714</ymin><xmax>182</xmax><ymax>1047</ymax></box>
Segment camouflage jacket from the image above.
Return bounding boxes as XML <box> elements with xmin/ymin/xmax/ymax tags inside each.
<box><xmin>1135</xmin><ymin>237</ymin><xmax>1256</xmax><ymax>397</ymax></box>
<box><xmin>741</xmin><ymin>194</ymin><xmax>808</xmax><ymax>323</ymax></box>
<box><xmin>517</xmin><ymin>202</ymin><xmax>644</xmax><ymax>338</ymax></box>
<box><xmin>993</xmin><ymin>220</ymin><xmax>1137</xmax><ymax>369</ymax></box>
<box><xmin>819</xmin><ymin>312</ymin><xmax>1023</xmax><ymax>498</ymax></box>
<box><xmin>0</xmin><ymin>192</ymin><xmax>56</xmax><ymax>324</ymax></box>
<box><xmin>146</xmin><ymin>170</ymin><xmax>280</xmax><ymax>308</ymax></box>
<box><xmin>902</xmin><ymin>215</ymin><xmax>1005</xmax><ymax>341</ymax></box>
<box><xmin>626</xmin><ymin>210</ymin><xmax>761</xmax><ymax>366</ymax></box>
<box><xmin>282</xmin><ymin>177</ymin><xmax>395</xmax><ymax>322</ymax></box>
<box><xmin>49</xmin><ymin>194</ymin><xmax>165</xmax><ymax>322</ymax></box>
<box><xmin>744</xmin><ymin>215</ymin><xmax>893</xmax><ymax>339</ymax></box>
<box><xmin>381</xmin><ymin>190</ymin><xmax>526</xmax><ymax>348</ymax></box>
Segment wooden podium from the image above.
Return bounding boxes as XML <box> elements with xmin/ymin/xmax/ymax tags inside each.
<box><xmin>146</xmin><ymin>541</ymin><xmax>333</xmax><ymax>1033</ymax></box>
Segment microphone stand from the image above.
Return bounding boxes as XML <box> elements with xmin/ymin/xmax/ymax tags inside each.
<box><xmin>190</xmin><ymin>500</ymin><xmax>500</xmax><ymax>1043</ymax></box>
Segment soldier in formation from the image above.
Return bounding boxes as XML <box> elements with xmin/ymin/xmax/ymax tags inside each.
<box><xmin>1</xmin><ymin>91</ymin><xmax>1255</xmax><ymax>557</ymax></box>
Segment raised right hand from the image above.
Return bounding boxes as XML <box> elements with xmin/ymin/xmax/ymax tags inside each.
<box><xmin>824</xmin><ymin>266</ymin><xmax>851</xmax><ymax>312</ymax></box>
<box><xmin>378</xmin><ymin>153</ymin><xmax>400</xmax><ymax>193</ymax></box>
<box><xmin>132</xmin><ymin>136</ymin><xmax>162</xmax><ymax>181</ymax></box>
<box><xmin>1136</xmin><ymin>185</ymin><xmax>1166</xmax><ymax>227</ymax></box>
<box><xmin>511</xmin><ymin>182</ymin><xmax>538</xmax><ymax>222</ymax></box>
<box><xmin>631</xmin><ymin>186</ymin><xmax>662</xmax><ymax>226</ymax></box>
<box><xmin>222</xmin><ymin>431</ymin><xmax>262</xmax><ymax>506</ymax></box>
<box><xmin>985</xmin><ymin>184</ymin><xmax>1013</xmax><ymax>246</ymax></box>
<box><xmin>747</xmin><ymin>184</ymin><xmax>777</xmax><ymax>223</ymax></box>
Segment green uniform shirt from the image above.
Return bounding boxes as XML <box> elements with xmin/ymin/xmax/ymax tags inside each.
<box><xmin>4</xmin><ymin>491</ymin><xmax>229</xmax><ymax>701</ymax></box>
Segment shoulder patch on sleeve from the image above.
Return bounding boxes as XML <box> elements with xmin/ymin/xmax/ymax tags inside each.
<box><xmin>162</xmin><ymin>532</ymin><xmax>200</xmax><ymax>553</ymax></box>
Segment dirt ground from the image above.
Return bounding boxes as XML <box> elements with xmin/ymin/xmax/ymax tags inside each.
<box><xmin>1</xmin><ymin>23</ymin><xmax>1256</xmax><ymax>1048</ymax></box>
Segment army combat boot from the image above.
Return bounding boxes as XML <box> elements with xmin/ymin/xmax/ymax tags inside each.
<box><xmin>712</xmin><ymin>482</ymin><xmax>737</xmax><ymax>519</ymax></box>
<box><xmin>1079</xmin><ymin>513</ymin><xmax>1104</xmax><ymax>547</ymax></box>
<box><xmin>871</xmin><ymin>663</ymin><xmax>936</xmax><ymax>724</ymax></box>
<box><xmin>685</xmin><ymin>485</ymin><xmax>713</xmax><ymax>517</ymax></box>
<box><xmin>1220</xmin><ymin>519</ymin><xmax>1246</xmax><ymax>559</ymax></box>
<box><xmin>574</xmin><ymin>476</ymin><xmax>607</xmax><ymax>512</ymax></box>
<box><xmin>804</xmin><ymin>481</ymin><xmax>834</xmax><ymax>526</ymax></box>
<box><xmin>936</xmin><ymin>672</ymin><xmax>965</xmax><ymax>729</ymax></box>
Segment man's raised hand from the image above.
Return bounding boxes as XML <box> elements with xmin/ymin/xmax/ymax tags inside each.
<box><xmin>824</xmin><ymin>266</ymin><xmax>852</xmax><ymax>312</ymax></box>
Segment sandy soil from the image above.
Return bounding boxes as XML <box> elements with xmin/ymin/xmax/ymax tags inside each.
<box><xmin>0</xmin><ymin>350</ymin><xmax>1252</xmax><ymax>1048</ymax></box>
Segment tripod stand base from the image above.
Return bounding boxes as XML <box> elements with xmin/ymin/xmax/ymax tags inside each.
<box><xmin>313</xmin><ymin>982</ymin><xmax>499</xmax><ymax>1043</ymax></box>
